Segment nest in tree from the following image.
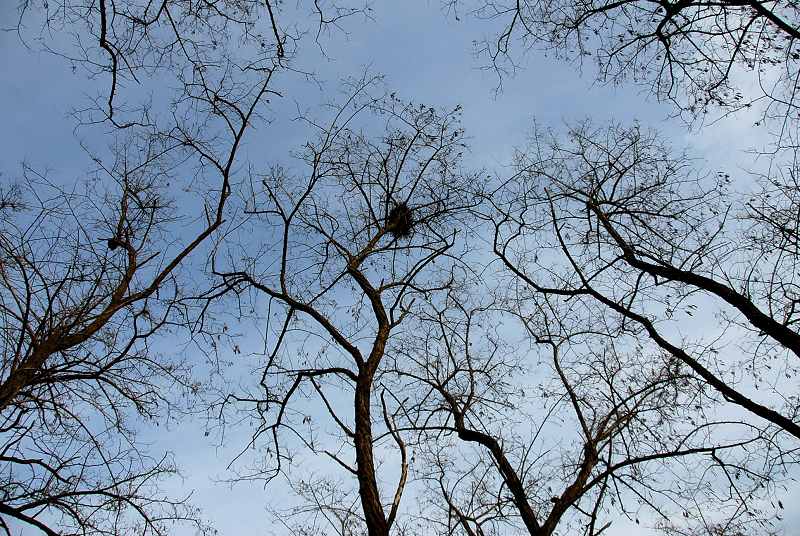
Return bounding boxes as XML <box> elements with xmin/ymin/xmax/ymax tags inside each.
<box><xmin>107</xmin><ymin>237</ymin><xmax>125</xmax><ymax>251</ymax></box>
<box><xmin>386</xmin><ymin>202</ymin><xmax>414</xmax><ymax>239</ymax></box>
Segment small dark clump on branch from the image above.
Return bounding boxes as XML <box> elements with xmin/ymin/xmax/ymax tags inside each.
<box><xmin>386</xmin><ymin>202</ymin><xmax>414</xmax><ymax>239</ymax></box>
<box><xmin>107</xmin><ymin>237</ymin><xmax>124</xmax><ymax>251</ymax></box>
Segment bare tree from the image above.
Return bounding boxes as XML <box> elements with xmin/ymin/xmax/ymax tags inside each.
<box><xmin>9</xmin><ymin>0</ymin><xmax>370</xmax><ymax>126</ymax></box>
<box><xmin>198</xmin><ymin>79</ymin><xmax>483</xmax><ymax>536</ymax></box>
<box><xmin>452</xmin><ymin>0</ymin><xmax>800</xmax><ymax>142</ymax></box>
<box><xmin>484</xmin><ymin>120</ymin><xmax>798</xmax><ymax>529</ymax></box>
<box><xmin>389</xmin><ymin>289</ymin><xmax>780</xmax><ymax>536</ymax></box>
<box><xmin>6</xmin><ymin>1</ymin><xmax>793</xmax><ymax>534</ymax></box>
<box><xmin>192</xmin><ymin>86</ymin><xmax>792</xmax><ymax>536</ymax></box>
<box><xmin>0</xmin><ymin>66</ymin><xmax>275</xmax><ymax>534</ymax></box>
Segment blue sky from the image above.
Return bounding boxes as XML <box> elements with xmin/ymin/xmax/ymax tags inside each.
<box><xmin>1</xmin><ymin>1</ymin><xmax>797</xmax><ymax>535</ymax></box>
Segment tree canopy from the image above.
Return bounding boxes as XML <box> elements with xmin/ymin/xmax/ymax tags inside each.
<box><xmin>1</xmin><ymin>1</ymin><xmax>798</xmax><ymax>536</ymax></box>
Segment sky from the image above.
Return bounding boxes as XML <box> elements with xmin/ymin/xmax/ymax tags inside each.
<box><xmin>1</xmin><ymin>1</ymin><xmax>798</xmax><ymax>535</ymax></box>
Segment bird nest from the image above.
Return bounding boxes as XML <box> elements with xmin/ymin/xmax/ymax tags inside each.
<box><xmin>107</xmin><ymin>237</ymin><xmax>125</xmax><ymax>251</ymax></box>
<box><xmin>386</xmin><ymin>202</ymin><xmax>414</xmax><ymax>239</ymax></box>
